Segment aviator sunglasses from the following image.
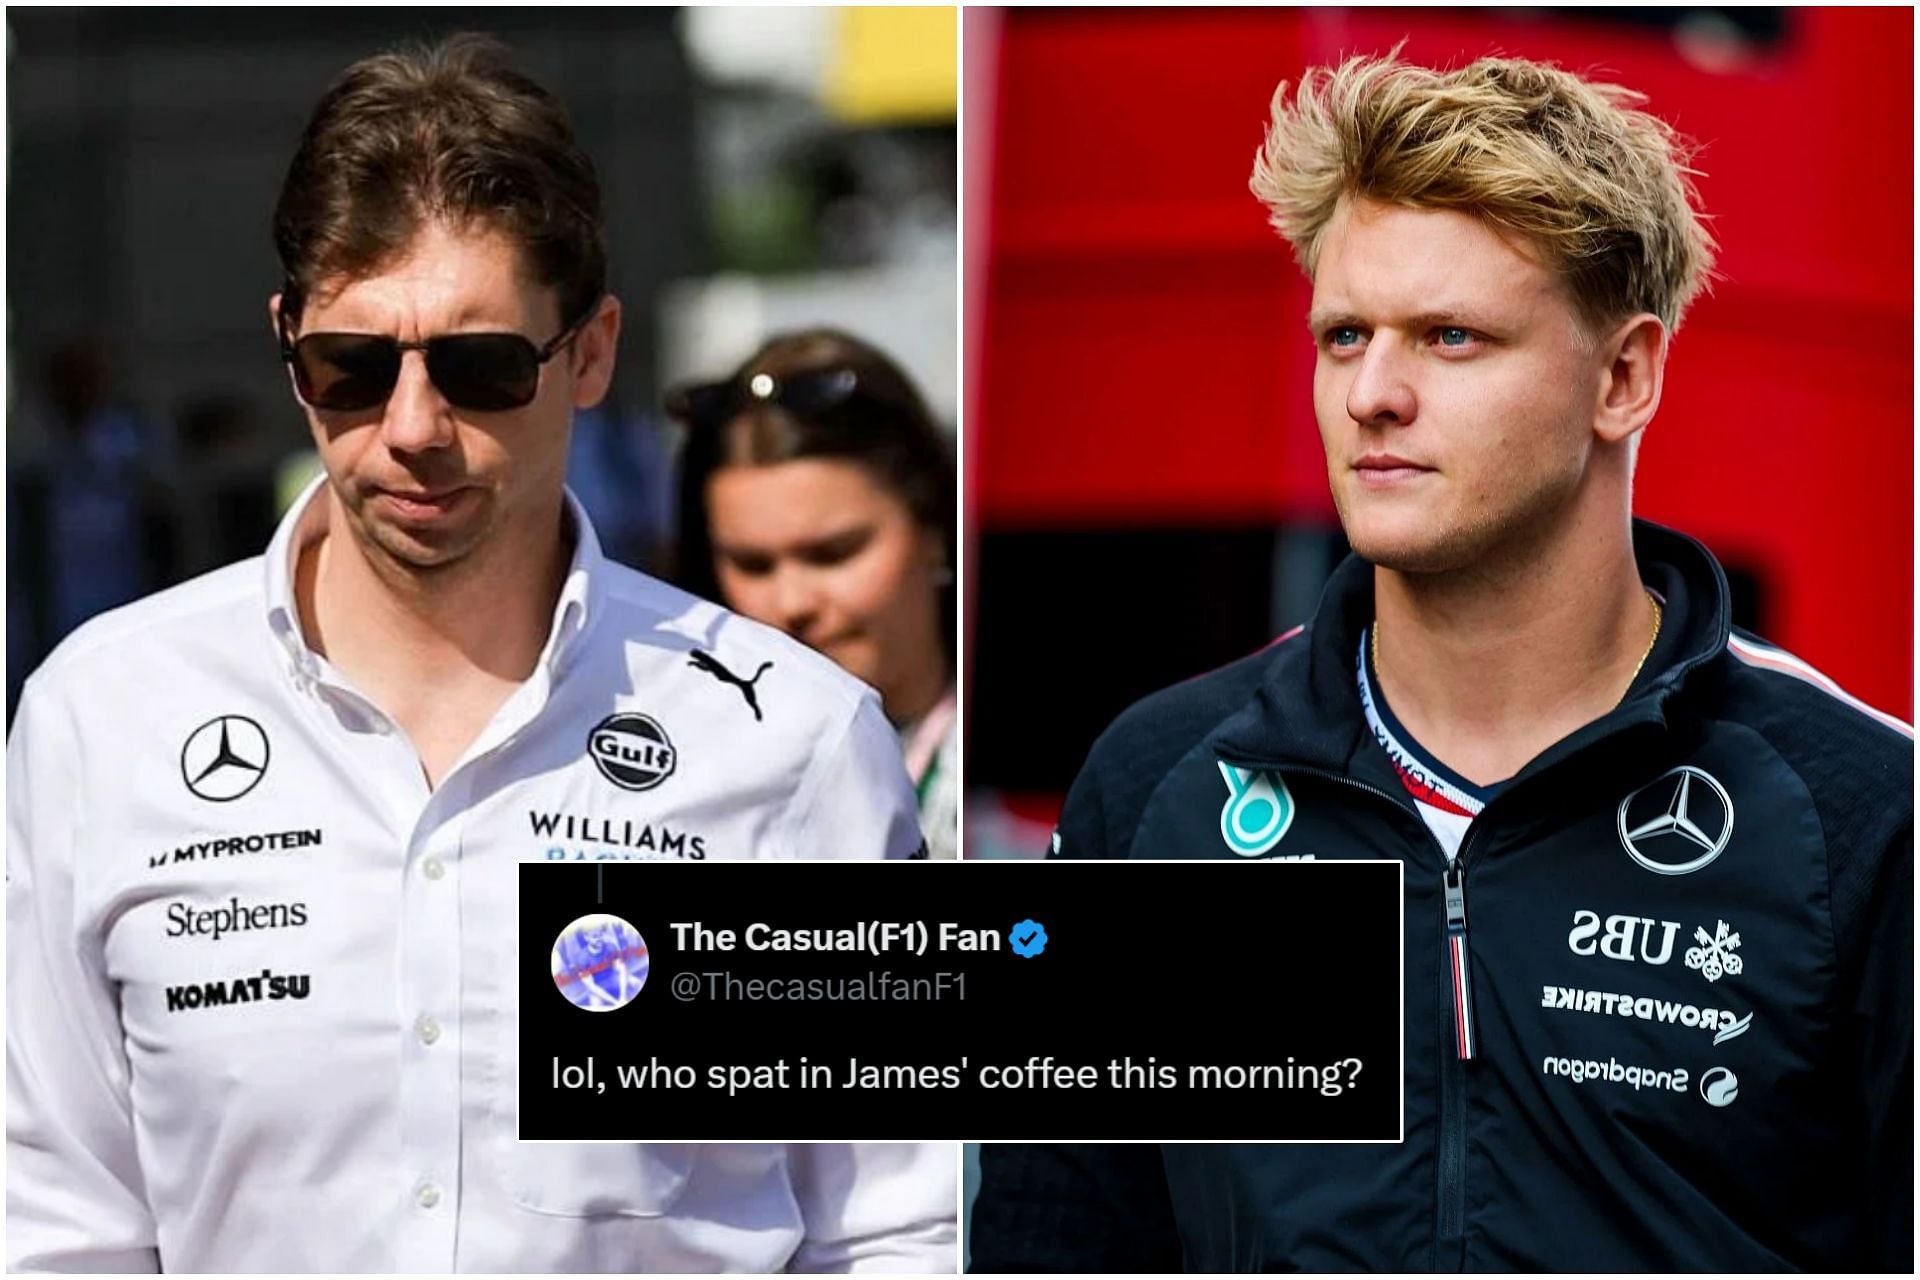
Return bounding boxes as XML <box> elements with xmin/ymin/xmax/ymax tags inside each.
<box><xmin>277</xmin><ymin>295</ymin><xmax>597</xmax><ymax>413</ymax></box>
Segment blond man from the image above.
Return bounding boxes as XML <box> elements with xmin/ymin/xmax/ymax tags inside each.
<box><xmin>973</xmin><ymin>52</ymin><xmax>1911</xmax><ymax>1272</ymax></box>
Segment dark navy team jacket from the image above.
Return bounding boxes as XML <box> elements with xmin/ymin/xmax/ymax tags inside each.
<box><xmin>972</xmin><ymin>521</ymin><xmax>1912</xmax><ymax>1272</ymax></box>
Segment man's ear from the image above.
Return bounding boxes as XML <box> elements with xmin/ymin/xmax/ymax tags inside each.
<box><xmin>1593</xmin><ymin>312</ymin><xmax>1666</xmax><ymax>446</ymax></box>
<box><xmin>269</xmin><ymin>293</ymin><xmax>303</xmax><ymax>401</ymax></box>
<box><xmin>570</xmin><ymin>294</ymin><xmax>623</xmax><ymax>410</ymax></box>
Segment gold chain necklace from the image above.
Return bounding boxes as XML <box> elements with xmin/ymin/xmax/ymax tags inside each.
<box><xmin>1626</xmin><ymin>588</ymin><xmax>1664</xmax><ymax>690</ymax></box>
<box><xmin>1370</xmin><ymin>588</ymin><xmax>1663</xmax><ymax>702</ymax></box>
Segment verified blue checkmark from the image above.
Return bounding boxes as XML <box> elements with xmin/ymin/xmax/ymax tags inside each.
<box><xmin>1009</xmin><ymin>919</ymin><xmax>1049</xmax><ymax>958</ymax></box>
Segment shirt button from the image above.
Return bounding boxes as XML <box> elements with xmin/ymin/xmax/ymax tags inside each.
<box><xmin>422</xmin><ymin>857</ymin><xmax>446</xmax><ymax>881</ymax></box>
<box><xmin>415</xmin><ymin>1181</ymin><xmax>441</xmax><ymax>1210</ymax></box>
<box><xmin>415</xmin><ymin>1014</ymin><xmax>442</xmax><ymax>1046</ymax></box>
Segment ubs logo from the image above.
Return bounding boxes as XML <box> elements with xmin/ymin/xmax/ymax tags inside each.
<box><xmin>180</xmin><ymin>715</ymin><xmax>270</xmax><ymax>802</ymax></box>
<box><xmin>587</xmin><ymin>713</ymin><xmax>677</xmax><ymax>792</ymax></box>
<box><xmin>1568</xmin><ymin>910</ymin><xmax>1681</xmax><ymax>965</ymax></box>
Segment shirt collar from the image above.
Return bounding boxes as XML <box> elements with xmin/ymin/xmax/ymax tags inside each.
<box><xmin>543</xmin><ymin>489</ymin><xmax>602</xmax><ymax>680</ymax></box>
<box><xmin>262</xmin><ymin>475</ymin><xmax>606</xmax><ymax>693</ymax></box>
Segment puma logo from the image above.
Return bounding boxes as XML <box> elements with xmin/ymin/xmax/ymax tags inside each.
<box><xmin>689</xmin><ymin>650</ymin><xmax>772</xmax><ymax>722</ymax></box>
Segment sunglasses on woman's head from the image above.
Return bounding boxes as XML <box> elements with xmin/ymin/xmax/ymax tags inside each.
<box><xmin>664</xmin><ymin>367</ymin><xmax>867</xmax><ymax>429</ymax></box>
<box><xmin>277</xmin><ymin>303</ymin><xmax>594</xmax><ymax>413</ymax></box>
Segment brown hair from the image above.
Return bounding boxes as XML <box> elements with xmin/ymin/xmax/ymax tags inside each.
<box><xmin>671</xmin><ymin>328</ymin><xmax>955</xmax><ymax>646</ymax></box>
<box><xmin>1250</xmin><ymin>50</ymin><xmax>1717</xmax><ymax>333</ymax></box>
<box><xmin>273</xmin><ymin>33</ymin><xmax>604</xmax><ymax>325</ymax></box>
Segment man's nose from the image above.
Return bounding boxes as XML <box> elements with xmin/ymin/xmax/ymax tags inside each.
<box><xmin>381</xmin><ymin>350</ymin><xmax>456</xmax><ymax>453</ymax></box>
<box><xmin>1345</xmin><ymin>338</ymin><xmax>1417</xmax><ymax>428</ymax></box>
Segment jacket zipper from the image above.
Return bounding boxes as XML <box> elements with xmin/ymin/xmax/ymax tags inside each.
<box><xmin>1443</xmin><ymin>863</ymin><xmax>1475</xmax><ymax>1060</ymax></box>
<box><xmin>1437</xmin><ymin>859</ymin><xmax>1473</xmax><ymax>1270</ymax></box>
<box><xmin>1229</xmin><ymin>762</ymin><xmax>1481</xmax><ymax>1270</ymax></box>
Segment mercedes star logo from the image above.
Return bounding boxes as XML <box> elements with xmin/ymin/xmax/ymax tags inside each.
<box><xmin>181</xmin><ymin>715</ymin><xmax>271</xmax><ymax>802</ymax></box>
<box><xmin>1617</xmin><ymin>765</ymin><xmax>1733</xmax><ymax>876</ymax></box>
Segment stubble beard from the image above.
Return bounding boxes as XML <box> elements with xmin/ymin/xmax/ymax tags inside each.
<box><xmin>1337</xmin><ymin>462</ymin><xmax>1583</xmax><ymax>582</ymax></box>
<box><xmin>342</xmin><ymin>484</ymin><xmax>496</xmax><ymax>584</ymax></box>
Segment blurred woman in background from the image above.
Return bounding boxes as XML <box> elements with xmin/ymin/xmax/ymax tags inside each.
<box><xmin>671</xmin><ymin>329</ymin><xmax>956</xmax><ymax>858</ymax></box>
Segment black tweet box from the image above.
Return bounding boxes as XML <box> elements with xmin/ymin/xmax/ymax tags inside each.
<box><xmin>518</xmin><ymin>861</ymin><xmax>1402</xmax><ymax>1142</ymax></box>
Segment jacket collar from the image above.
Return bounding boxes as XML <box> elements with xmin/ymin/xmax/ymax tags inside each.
<box><xmin>1211</xmin><ymin>518</ymin><xmax>1733</xmax><ymax>783</ymax></box>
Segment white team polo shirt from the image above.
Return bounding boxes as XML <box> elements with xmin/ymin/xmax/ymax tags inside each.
<box><xmin>5</xmin><ymin>480</ymin><xmax>950</xmax><ymax>1272</ymax></box>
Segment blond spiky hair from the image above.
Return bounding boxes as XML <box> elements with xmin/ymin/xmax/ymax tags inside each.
<box><xmin>1250</xmin><ymin>50</ymin><xmax>1717</xmax><ymax>333</ymax></box>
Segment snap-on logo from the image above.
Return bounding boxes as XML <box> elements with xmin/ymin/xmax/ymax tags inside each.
<box><xmin>587</xmin><ymin>714</ymin><xmax>677</xmax><ymax>792</ymax></box>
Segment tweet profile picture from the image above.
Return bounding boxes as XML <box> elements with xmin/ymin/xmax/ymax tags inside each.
<box><xmin>552</xmin><ymin>913</ymin><xmax>649</xmax><ymax>1011</ymax></box>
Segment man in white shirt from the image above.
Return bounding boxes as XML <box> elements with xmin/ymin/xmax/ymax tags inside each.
<box><xmin>6</xmin><ymin>34</ymin><xmax>952</xmax><ymax>1272</ymax></box>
